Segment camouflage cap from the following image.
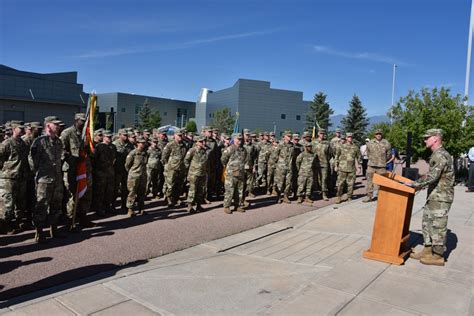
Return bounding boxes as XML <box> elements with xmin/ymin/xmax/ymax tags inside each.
<box><xmin>128</xmin><ymin>132</ymin><xmax>136</xmax><ymax>138</ymax></box>
<box><xmin>97</xmin><ymin>128</ymin><xmax>104</xmax><ymax>133</ymax></box>
<box><xmin>375</xmin><ymin>129</ymin><xmax>383</xmax><ymax>135</ymax></box>
<box><xmin>29</xmin><ymin>121</ymin><xmax>42</xmax><ymax>128</ymax></box>
<box><xmin>196</xmin><ymin>136</ymin><xmax>206</xmax><ymax>142</ymax></box>
<box><xmin>284</xmin><ymin>130</ymin><xmax>292</xmax><ymax>136</ymax></box>
<box><xmin>222</xmin><ymin>134</ymin><xmax>231</xmax><ymax>140</ymax></box>
<box><xmin>160</xmin><ymin>130</ymin><xmax>167</xmax><ymax>135</ymax></box>
<box><xmin>44</xmin><ymin>116</ymin><xmax>62</xmax><ymax>124</ymax></box>
<box><xmin>346</xmin><ymin>132</ymin><xmax>353</xmax><ymax>137</ymax></box>
<box><xmin>365</xmin><ymin>138</ymin><xmax>370</xmax><ymax>142</ymax></box>
<box><xmin>292</xmin><ymin>133</ymin><xmax>300</xmax><ymax>139</ymax></box>
<box><xmin>340</xmin><ymin>134</ymin><xmax>346</xmax><ymax>140</ymax></box>
<box><xmin>250</xmin><ymin>133</ymin><xmax>257</xmax><ymax>137</ymax></box>
<box><xmin>143</xmin><ymin>129</ymin><xmax>151</xmax><ymax>134</ymax></box>
<box><xmin>263</xmin><ymin>132</ymin><xmax>269</xmax><ymax>136</ymax></box>
<box><xmin>59</xmin><ymin>122</ymin><xmax>66</xmax><ymax>127</ymax></box>
<box><xmin>233</xmin><ymin>133</ymin><xmax>243</xmax><ymax>139</ymax></box>
<box><xmin>125</xmin><ymin>127</ymin><xmax>133</xmax><ymax>132</ymax></box>
<box><xmin>243</xmin><ymin>128</ymin><xmax>251</xmax><ymax>134</ymax></box>
<box><xmin>103</xmin><ymin>130</ymin><xmax>113</xmax><ymax>137</ymax></box>
<box><xmin>75</xmin><ymin>113</ymin><xmax>86</xmax><ymax>121</ymax></box>
<box><xmin>423</xmin><ymin>128</ymin><xmax>443</xmax><ymax>138</ymax></box>
<box><xmin>318</xmin><ymin>128</ymin><xmax>326</xmax><ymax>134</ymax></box>
<box><xmin>136</xmin><ymin>137</ymin><xmax>147</xmax><ymax>143</ymax></box>
<box><xmin>174</xmin><ymin>129</ymin><xmax>183</xmax><ymax>136</ymax></box>
<box><xmin>212</xmin><ymin>128</ymin><xmax>219</xmax><ymax>132</ymax></box>
<box><xmin>304</xmin><ymin>142</ymin><xmax>313</xmax><ymax>147</ymax></box>
<box><xmin>94</xmin><ymin>130</ymin><xmax>103</xmax><ymax>136</ymax></box>
<box><xmin>118</xmin><ymin>128</ymin><xmax>128</xmax><ymax>135</ymax></box>
<box><xmin>258</xmin><ymin>132</ymin><xmax>263</xmax><ymax>136</ymax></box>
<box><xmin>10</xmin><ymin>120</ymin><xmax>25</xmax><ymax>128</ymax></box>
<box><xmin>202</xmin><ymin>126</ymin><xmax>210</xmax><ymax>132</ymax></box>
<box><xmin>302</xmin><ymin>131</ymin><xmax>311</xmax><ymax>137</ymax></box>
<box><xmin>335</xmin><ymin>128</ymin><xmax>341</xmax><ymax>133</ymax></box>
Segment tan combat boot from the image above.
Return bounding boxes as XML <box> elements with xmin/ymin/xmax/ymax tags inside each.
<box><xmin>335</xmin><ymin>196</ymin><xmax>342</xmax><ymax>204</ymax></box>
<box><xmin>362</xmin><ymin>194</ymin><xmax>372</xmax><ymax>203</ymax></box>
<box><xmin>420</xmin><ymin>253</ymin><xmax>445</xmax><ymax>266</ymax></box>
<box><xmin>297</xmin><ymin>197</ymin><xmax>303</xmax><ymax>204</ymax></box>
<box><xmin>34</xmin><ymin>228</ymin><xmax>47</xmax><ymax>243</ymax></box>
<box><xmin>304</xmin><ymin>197</ymin><xmax>312</xmax><ymax>204</ymax></box>
<box><xmin>127</xmin><ymin>208</ymin><xmax>135</xmax><ymax>217</ymax></box>
<box><xmin>322</xmin><ymin>192</ymin><xmax>329</xmax><ymax>201</ymax></box>
<box><xmin>187</xmin><ymin>204</ymin><xmax>196</xmax><ymax>214</ymax></box>
<box><xmin>283</xmin><ymin>195</ymin><xmax>291</xmax><ymax>204</ymax></box>
<box><xmin>235</xmin><ymin>207</ymin><xmax>246</xmax><ymax>213</ymax></box>
<box><xmin>223</xmin><ymin>207</ymin><xmax>232</xmax><ymax>214</ymax></box>
<box><xmin>139</xmin><ymin>209</ymin><xmax>147</xmax><ymax>215</ymax></box>
<box><xmin>347</xmin><ymin>196</ymin><xmax>352</xmax><ymax>202</ymax></box>
<box><xmin>410</xmin><ymin>246</ymin><xmax>432</xmax><ymax>260</ymax></box>
<box><xmin>50</xmin><ymin>225</ymin><xmax>66</xmax><ymax>238</ymax></box>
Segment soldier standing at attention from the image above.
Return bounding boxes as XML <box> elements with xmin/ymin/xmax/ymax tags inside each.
<box><xmin>330</xmin><ymin>128</ymin><xmax>342</xmax><ymax>193</ymax></box>
<box><xmin>267</xmin><ymin>139</ymin><xmax>279</xmax><ymax>195</ymax></box>
<box><xmin>156</xmin><ymin>131</ymin><xmax>169</xmax><ymax>198</ymax></box>
<box><xmin>256</xmin><ymin>132</ymin><xmax>271</xmax><ymax>190</ymax></box>
<box><xmin>274</xmin><ymin>131</ymin><xmax>295</xmax><ymax>204</ymax></box>
<box><xmin>113</xmin><ymin>129</ymin><xmax>134</xmax><ymax>211</ymax></box>
<box><xmin>296</xmin><ymin>142</ymin><xmax>316</xmax><ymax>204</ymax></box>
<box><xmin>125</xmin><ymin>137</ymin><xmax>148</xmax><ymax>217</ymax></box>
<box><xmin>29</xmin><ymin>116</ymin><xmax>64</xmax><ymax>243</ymax></box>
<box><xmin>146</xmin><ymin>137</ymin><xmax>162</xmax><ymax>199</ymax></box>
<box><xmin>161</xmin><ymin>129</ymin><xmax>187</xmax><ymax>207</ymax></box>
<box><xmin>221</xmin><ymin>133</ymin><xmax>247</xmax><ymax>214</ymax></box>
<box><xmin>363</xmin><ymin>129</ymin><xmax>391</xmax><ymax>202</ymax></box>
<box><xmin>0</xmin><ymin>121</ymin><xmax>29</xmax><ymax>234</ymax></box>
<box><xmin>334</xmin><ymin>133</ymin><xmax>361</xmax><ymax>204</ymax></box>
<box><xmin>184</xmin><ymin>136</ymin><xmax>209</xmax><ymax>213</ymax></box>
<box><xmin>204</xmin><ymin>127</ymin><xmax>218</xmax><ymax>200</ymax></box>
<box><xmin>313</xmin><ymin>129</ymin><xmax>331</xmax><ymax>201</ymax></box>
<box><xmin>407</xmin><ymin>129</ymin><xmax>454</xmax><ymax>266</ymax></box>
<box><xmin>243</xmin><ymin>129</ymin><xmax>258</xmax><ymax>201</ymax></box>
<box><xmin>291</xmin><ymin>134</ymin><xmax>303</xmax><ymax>198</ymax></box>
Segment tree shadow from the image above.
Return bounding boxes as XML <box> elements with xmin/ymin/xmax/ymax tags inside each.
<box><xmin>0</xmin><ymin>259</ymin><xmax>148</xmax><ymax>306</ymax></box>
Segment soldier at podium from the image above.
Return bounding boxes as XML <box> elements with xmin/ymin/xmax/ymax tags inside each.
<box><xmin>407</xmin><ymin>129</ymin><xmax>454</xmax><ymax>266</ymax></box>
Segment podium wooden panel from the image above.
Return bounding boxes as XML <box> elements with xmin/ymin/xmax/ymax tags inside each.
<box><xmin>363</xmin><ymin>172</ymin><xmax>416</xmax><ymax>265</ymax></box>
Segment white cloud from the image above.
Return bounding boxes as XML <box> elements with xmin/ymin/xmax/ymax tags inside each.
<box><xmin>313</xmin><ymin>45</ymin><xmax>409</xmax><ymax>66</ymax></box>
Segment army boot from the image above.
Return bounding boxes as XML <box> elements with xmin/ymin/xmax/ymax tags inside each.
<box><xmin>420</xmin><ymin>253</ymin><xmax>445</xmax><ymax>266</ymax></box>
<box><xmin>248</xmin><ymin>192</ymin><xmax>256</xmax><ymax>198</ymax></box>
<box><xmin>235</xmin><ymin>206</ymin><xmax>246</xmax><ymax>213</ymax></box>
<box><xmin>50</xmin><ymin>225</ymin><xmax>66</xmax><ymax>238</ymax></box>
<box><xmin>304</xmin><ymin>197</ymin><xmax>313</xmax><ymax>204</ymax></box>
<box><xmin>34</xmin><ymin>228</ymin><xmax>47</xmax><ymax>243</ymax></box>
<box><xmin>139</xmin><ymin>209</ymin><xmax>147</xmax><ymax>215</ymax></box>
<box><xmin>362</xmin><ymin>194</ymin><xmax>372</xmax><ymax>203</ymax></box>
<box><xmin>347</xmin><ymin>196</ymin><xmax>352</xmax><ymax>202</ymax></box>
<box><xmin>322</xmin><ymin>192</ymin><xmax>329</xmax><ymax>201</ymax></box>
<box><xmin>297</xmin><ymin>197</ymin><xmax>303</xmax><ymax>204</ymax></box>
<box><xmin>410</xmin><ymin>246</ymin><xmax>432</xmax><ymax>260</ymax></box>
<box><xmin>223</xmin><ymin>207</ymin><xmax>232</xmax><ymax>214</ymax></box>
<box><xmin>196</xmin><ymin>204</ymin><xmax>204</xmax><ymax>212</ymax></box>
<box><xmin>127</xmin><ymin>208</ymin><xmax>135</xmax><ymax>217</ymax></box>
<box><xmin>243</xmin><ymin>200</ymin><xmax>250</xmax><ymax>208</ymax></box>
<box><xmin>283</xmin><ymin>195</ymin><xmax>291</xmax><ymax>204</ymax></box>
<box><xmin>335</xmin><ymin>196</ymin><xmax>342</xmax><ymax>204</ymax></box>
<box><xmin>187</xmin><ymin>204</ymin><xmax>196</xmax><ymax>214</ymax></box>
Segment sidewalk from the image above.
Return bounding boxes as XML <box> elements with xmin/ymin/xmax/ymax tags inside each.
<box><xmin>1</xmin><ymin>186</ymin><xmax>472</xmax><ymax>315</ymax></box>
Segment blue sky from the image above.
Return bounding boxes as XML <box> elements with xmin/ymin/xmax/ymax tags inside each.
<box><xmin>1</xmin><ymin>0</ymin><xmax>472</xmax><ymax>116</ymax></box>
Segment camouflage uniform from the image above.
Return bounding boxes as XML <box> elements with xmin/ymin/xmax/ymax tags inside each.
<box><xmin>292</xmin><ymin>136</ymin><xmax>303</xmax><ymax>196</ymax></box>
<box><xmin>267</xmin><ymin>141</ymin><xmax>279</xmax><ymax>194</ymax></box>
<box><xmin>92</xmin><ymin>138</ymin><xmax>117</xmax><ymax>214</ymax></box>
<box><xmin>29</xmin><ymin>132</ymin><xmax>64</xmax><ymax>228</ymax></box>
<box><xmin>243</xmin><ymin>139</ymin><xmax>258</xmax><ymax>197</ymax></box>
<box><xmin>330</xmin><ymin>134</ymin><xmax>341</xmax><ymax>192</ymax></box>
<box><xmin>256</xmin><ymin>138</ymin><xmax>271</xmax><ymax>188</ymax></box>
<box><xmin>365</xmin><ymin>135</ymin><xmax>391</xmax><ymax>199</ymax></box>
<box><xmin>413</xmin><ymin>142</ymin><xmax>454</xmax><ymax>257</ymax></box>
<box><xmin>295</xmin><ymin>148</ymin><xmax>315</xmax><ymax>199</ymax></box>
<box><xmin>146</xmin><ymin>142</ymin><xmax>162</xmax><ymax>198</ymax></box>
<box><xmin>221</xmin><ymin>142</ymin><xmax>247</xmax><ymax>209</ymax></box>
<box><xmin>125</xmin><ymin>143</ymin><xmax>148</xmax><ymax>211</ymax></box>
<box><xmin>156</xmin><ymin>135</ymin><xmax>169</xmax><ymax>197</ymax></box>
<box><xmin>0</xmin><ymin>131</ymin><xmax>29</xmax><ymax>227</ymax></box>
<box><xmin>335</xmin><ymin>141</ymin><xmax>361</xmax><ymax>199</ymax></box>
<box><xmin>313</xmin><ymin>137</ymin><xmax>331</xmax><ymax>196</ymax></box>
<box><xmin>184</xmin><ymin>139</ymin><xmax>209</xmax><ymax>208</ymax></box>
<box><xmin>113</xmin><ymin>134</ymin><xmax>134</xmax><ymax>209</ymax></box>
<box><xmin>205</xmin><ymin>135</ymin><xmax>218</xmax><ymax>198</ymax></box>
<box><xmin>274</xmin><ymin>136</ymin><xmax>295</xmax><ymax>199</ymax></box>
<box><xmin>161</xmin><ymin>136</ymin><xmax>187</xmax><ymax>204</ymax></box>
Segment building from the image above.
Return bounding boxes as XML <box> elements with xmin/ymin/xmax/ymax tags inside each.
<box><xmin>97</xmin><ymin>93</ymin><xmax>195</xmax><ymax>132</ymax></box>
<box><xmin>0</xmin><ymin>64</ymin><xmax>87</xmax><ymax>125</ymax></box>
<box><xmin>195</xmin><ymin>79</ymin><xmax>311</xmax><ymax>136</ymax></box>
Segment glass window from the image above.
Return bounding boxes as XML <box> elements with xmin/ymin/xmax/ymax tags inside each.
<box><xmin>296</xmin><ymin>115</ymin><xmax>301</xmax><ymax>121</ymax></box>
<box><xmin>121</xmin><ymin>108</ymin><xmax>126</xmax><ymax>113</ymax></box>
<box><xmin>281</xmin><ymin>114</ymin><xmax>286</xmax><ymax>119</ymax></box>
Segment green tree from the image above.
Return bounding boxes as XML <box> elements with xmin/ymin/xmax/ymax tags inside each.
<box><xmin>186</xmin><ymin>120</ymin><xmax>197</xmax><ymax>133</ymax></box>
<box><xmin>389</xmin><ymin>87</ymin><xmax>473</xmax><ymax>161</ymax></box>
<box><xmin>210</xmin><ymin>107</ymin><xmax>236</xmax><ymax>135</ymax></box>
<box><xmin>341</xmin><ymin>94</ymin><xmax>369</xmax><ymax>143</ymax></box>
<box><xmin>138</xmin><ymin>99</ymin><xmax>162</xmax><ymax>130</ymax></box>
<box><xmin>306</xmin><ymin>92</ymin><xmax>334</xmax><ymax>130</ymax></box>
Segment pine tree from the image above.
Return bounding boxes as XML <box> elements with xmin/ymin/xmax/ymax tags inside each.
<box><xmin>341</xmin><ymin>94</ymin><xmax>369</xmax><ymax>143</ymax></box>
<box><xmin>306</xmin><ymin>92</ymin><xmax>334</xmax><ymax>131</ymax></box>
<box><xmin>138</xmin><ymin>98</ymin><xmax>161</xmax><ymax>130</ymax></box>
<box><xmin>210</xmin><ymin>107</ymin><xmax>235</xmax><ymax>135</ymax></box>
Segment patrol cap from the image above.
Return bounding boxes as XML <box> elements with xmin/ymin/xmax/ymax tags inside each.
<box><xmin>318</xmin><ymin>128</ymin><xmax>326</xmax><ymax>134</ymax></box>
<box><xmin>258</xmin><ymin>132</ymin><xmax>263</xmax><ymax>137</ymax></box>
<box><xmin>196</xmin><ymin>136</ymin><xmax>206</xmax><ymax>142</ymax></box>
<box><xmin>304</xmin><ymin>142</ymin><xmax>313</xmax><ymax>147</ymax></box>
<box><xmin>346</xmin><ymin>132</ymin><xmax>353</xmax><ymax>137</ymax></box>
<box><xmin>212</xmin><ymin>128</ymin><xmax>219</xmax><ymax>133</ymax></box>
<box><xmin>128</xmin><ymin>132</ymin><xmax>136</xmax><ymax>138</ymax></box>
<box><xmin>303</xmin><ymin>131</ymin><xmax>311</xmax><ymax>138</ymax></box>
<box><xmin>365</xmin><ymin>138</ymin><xmax>370</xmax><ymax>142</ymax></box>
<box><xmin>340</xmin><ymin>134</ymin><xmax>346</xmax><ymax>140</ymax></box>
<box><xmin>175</xmin><ymin>129</ymin><xmax>183</xmax><ymax>136</ymax></box>
<box><xmin>96</xmin><ymin>128</ymin><xmax>104</xmax><ymax>133</ymax></box>
<box><xmin>29</xmin><ymin>122</ymin><xmax>42</xmax><ymax>128</ymax></box>
<box><xmin>118</xmin><ymin>128</ymin><xmax>128</xmax><ymax>135</ymax></box>
<box><xmin>143</xmin><ymin>129</ymin><xmax>151</xmax><ymax>134</ymax></box>
<box><xmin>94</xmin><ymin>130</ymin><xmax>103</xmax><ymax>136</ymax></box>
<box><xmin>375</xmin><ymin>129</ymin><xmax>383</xmax><ymax>135</ymax></box>
<box><xmin>10</xmin><ymin>120</ymin><xmax>25</xmax><ymax>128</ymax></box>
<box><xmin>283</xmin><ymin>130</ymin><xmax>292</xmax><ymax>136</ymax></box>
<box><xmin>125</xmin><ymin>127</ymin><xmax>133</xmax><ymax>132</ymax></box>
<box><xmin>151</xmin><ymin>137</ymin><xmax>159</xmax><ymax>143</ymax></box>
<box><xmin>136</xmin><ymin>137</ymin><xmax>147</xmax><ymax>143</ymax></box>
<box><xmin>103</xmin><ymin>130</ymin><xmax>113</xmax><ymax>137</ymax></box>
<box><xmin>423</xmin><ymin>128</ymin><xmax>443</xmax><ymax>138</ymax></box>
<box><xmin>223</xmin><ymin>134</ymin><xmax>231</xmax><ymax>140</ymax></box>
<box><xmin>233</xmin><ymin>133</ymin><xmax>243</xmax><ymax>139</ymax></box>
<box><xmin>59</xmin><ymin>122</ymin><xmax>66</xmax><ymax>127</ymax></box>
<box><xmin>250</xmin><ymin>133</ymin><xmax>257</xmax><ymax>137</ymax></box>
<box><xmin>292</xmin><ymin>133</ymin><xmax>300</xmax><ymax>139</ymax></box>
<box><xmin>243</xmin><ymin>128</ymin><xmax>251</xmax><ymax>134</ymax></box>
<box><xmin>75</xmin><ymin>113</ymin><xmax>86</xmax><ymax>121</ymax></box>
<box><xmin>160</xmin><ymin>130</ymin><xmax>167</xmax><ymax>135</ymax></box>
<box><xmin>202</xmin><ymin>126</ymin><xmax>210</xmax><ymax>132</ymax></box>
<box><xmin>44</xmin><ymin>116</ymin><xmax>62</xmax><ymax>124</ymax></box>
<box><xmin>263</xmin><ymin>132</ymin><xmax>269</xmax><ymax>136</ymax></box>
<box><xmin>335</xmin><ymin>128</ymin><xmax>341</xmax><ymax>133</ymax></box>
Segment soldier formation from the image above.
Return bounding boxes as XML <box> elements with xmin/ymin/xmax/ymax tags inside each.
<box><xmin>0</xmin><ymin>115</ymin><xmax>454</xmax><ymax>264</ymax></box>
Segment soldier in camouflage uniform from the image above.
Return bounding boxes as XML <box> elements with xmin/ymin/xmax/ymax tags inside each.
<box><xmin>184</xmin><ymin>136</ymin><xmax>209</xmax><ymax>213</ymax></box>
<box><xmin>29</xmin><ymin>116</ymin><xmax>65</xmax><ymax>243</ymax></box>
<box><xmin>334</xmin><ymin>133</ymin><xmax>361</xmax><ymax>203</ymax></box>
<box><xmin>243</xmin><ymin>130</ymin><xmax>258</xmax><ymax>200</ymax></box>
<box><xmin>363</xmin><ymin>129</ymin><xmax>391</xmax><ymax>202</ymax></box>
<box><xmin>313</xmin><ymin>129</ymin><xmax>331</xmax><ymax>201</ymax></box>
<box><xmin>204</xmin><ymin>127</ymin><xmax>218</xmax><ymax>200</ymax></box>
<box><xmin>256</xmin><ymin>132</ymin><xmax>271</xmax><ymax>190</ymax></box>
<box><xmin>274</xmin><ymin>131</ymin><xmax>295</xmax><ymax>203</ymax></box>
<box><xmin>125</xmin><ymin>137</ymin><xmax>148</xmax><ymax>216</ymax></box>
<box><xmin>221</xmin><ymin>133</ymin><xmax>247</xmax><ymax>214</ymax></box>
<box><xmin>146</xmin><ymin>137</ymin><xmax>162</xmax><ymax>199</ymax></box>
<box><xmin>156</xmin><ymin>131</ymin><xmax>169</xmax><ymax>198</ymax></box>
<box><xmin>267</xmin><ymin>139</ymin><xmax>279</xmax><ymax>195</ymax></box>
<box><xmin>0</xmin><ymin>121</ymin><xmax>28</xmax><ymax>234</ymax></box>
<box><xmin>113</xmin><ymin>129</ymin><xmax>134</xmax><ymax>210</ymax></box>
<box><xmin>330</xmin><ymin>128</ymin><xmax>342</xmax><ymax>193</ymax></box>
<box><xmin>296</xmin><ymin>142</ymin><xmax>316</xmax><ymax>204</ymax></box>
<box><xmin>162</xmin><ymin>129</ymin><xmax>187</xmax><ymax>207</ymax></box>
<box><xmin>292</xmin><ymin>134</ymin><xmax>303</xmax><ymax>198</ymax></box>
<box><xmin>92</xmin><ymin>131</ymin><xmax>117</xmax><ymax>216</ymax></box>
<box><xmin>408</xmin><ymin>129</ymin><xmax>454</xmax><ymax>266</ymax></box>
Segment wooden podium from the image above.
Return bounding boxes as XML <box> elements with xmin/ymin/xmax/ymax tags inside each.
<box><xmin>363</xmin><ymin>172</ymin><xmax>416</xmax><ymax>265</ymax></box>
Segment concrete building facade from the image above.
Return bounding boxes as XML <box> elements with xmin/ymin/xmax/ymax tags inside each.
<box><xmin>195</xmin><ymin>79</ymin><xmax>311</xmax><ymax>136</ymax></box>
<box><xmin>0</xmin><ymin>65</ymin><xmax>87</xmax><ymax>125</ymax></box>
<box><xmin>97</xmin><ymin>93</ymin><xmax>195</xmax><ymax>132</ymax></box>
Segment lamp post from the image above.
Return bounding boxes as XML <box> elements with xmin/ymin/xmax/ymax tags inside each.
<box><xmin>465</xmin><ymin>0</ymin><xmax>474</xmax><ymax>106</ymax></box>
<box><xmin>391</xmin><ymin>64</ymin><xmax>397</xmax><ymax>124</ymax></box>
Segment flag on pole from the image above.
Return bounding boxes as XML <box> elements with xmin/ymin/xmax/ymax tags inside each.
<box><xmin>232</xmin><ymin>112</ymin><xmax>240</xmax><ymax>134</ymax></box>
<box><xmin>312</xmin><ymin>126</ymin><xmax>316</xmax><ymax>140</ymax></box>
<box><xmin>76</xmin><ymin>152</ymin><xmax>87</xmax><ymax>199</ymax></box>
<box><xmin>83</xmin><ymin>93</ymin><xmax>97</xmax><ymax>154</ymax></box>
